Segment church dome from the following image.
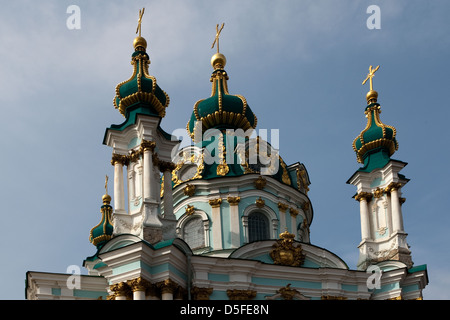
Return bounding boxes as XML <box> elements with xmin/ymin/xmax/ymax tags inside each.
<box><xmin>89</xmin><ymin>192</ymin><xmax>114</xmax><ymax>249</ymax></box>
<box><xmin>187</xmin><ymin>52</ymin><xmax>257</xmax><ymax>140</ymax></box>
<box><xmin>352</xmin><ymin>91</ymin><xmax>398</xmax><ymax>164</ymax></box>
<box><xmin>113</xmin><ymin>36</ymin><xmax>169</xmax><ymax>118</ymax></box>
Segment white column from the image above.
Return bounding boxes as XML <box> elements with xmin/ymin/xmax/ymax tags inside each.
<box><xmin>227</xmin><ymin>197</ymin><xmax>240</xmax><ymax>248</ymax></box>
<box><xmin>142</xmin><ymin>147</ymin><xmax>153</xmax><ymax>201</ymax></box>
<box><xmin>209</xmin><ymin>198</ymin><xmax>223</xmax><ymax>250</ymax></box>
<box><xmin>112</xmin><ymin>154</ymin><xmax>126</xmax><ymax>213</ymax></box>
<box><xmin>159</xmin><ymin>280</ymin><xmax>177</xmax><ymax>300</ymax></box>
<box><xmin>133</xmin><ymin>290</ymin><xmax>146</xmax><ymax>300</ymax></box>
<box><xmin>128</xmin><ymin>167</ymin><xmax>136</xmax><ymax>201</ymax></box>
<box><xmin>390</xmin><ymin>186</ymin><xmax>404</xmax><ymax>232</ymax></box>
<box><xmin>290</xmin><ymin>215</ymin><xmax>297</xmax><ymax>237</ymax></box>
<box><xmin>129</xmin><ymin>277</ymin><xmax>149</xmax><ymax>300</ymax></box>
<box><xmin>110</xmin><ymin>282</ymin><xmax>129</xmax><ymax>300</ymax></box>
<box><xmin>356</xmin><ymin>192</ymin><xmax>372</xmax><ymax>241</ymax></box>
<box><xmin>278</xmin><ymin>203</ymin><xmax>288</xmax><ymax>234</ymax></box>
<box><xmin>242</xmin><ymin>215</ymin><xmax>249</xmax><ymax>243</ymax></box>
<box><xmin>163</xmin><ymin>168</ymin><xmax>174</xmax><ymax>217</ymax></box>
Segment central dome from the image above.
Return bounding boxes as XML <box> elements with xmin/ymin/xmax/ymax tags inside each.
<box><xmin>187</xmin><ymin>53</ymin><xmax>257</xmax><ymax>141</ymax></box>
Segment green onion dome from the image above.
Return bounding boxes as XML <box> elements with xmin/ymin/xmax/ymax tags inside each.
<box><xmin>352</xmin><ymin>90</ymin><xmax>398</xmax><ymax>165</ymax></box>
<box><xmin>113</xmin><ymin>36</ymin><xmax>169</xmax><ymax>118</ymax></box>
<box><xmin>187</xmin><ymin>53</ymin><xmax>257</xmax><ymax>141</ymax></box>
<box><xmin>89</xmin><ymin>193</ymin><xmax>114</xmax><ymax>249</ymax></box>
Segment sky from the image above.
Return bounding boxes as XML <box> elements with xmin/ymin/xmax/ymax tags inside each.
<box><xmin>0</xmin><ymin>0</ymin><xmax>449</xmax><ymax>300</ymax></box>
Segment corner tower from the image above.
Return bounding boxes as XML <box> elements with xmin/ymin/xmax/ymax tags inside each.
<box><xmin>103</xmin><ymin>8</ymin><xmax>179</xmax><ymax>244</ymax></box>
<box><xmin>347</xmin><ymin>66</ymin><xmax>412</xmax><ymax>270</ymax></box>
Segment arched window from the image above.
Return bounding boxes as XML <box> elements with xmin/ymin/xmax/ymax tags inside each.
<box><xmin>183</xmin><ymin>217</ymin><xmax>205</xmax><ymax>250</ymax></box>
<box><xmin>248</xmin><ymin>212</ymin><xmax>270</xmax><ymax>242</ymax></box>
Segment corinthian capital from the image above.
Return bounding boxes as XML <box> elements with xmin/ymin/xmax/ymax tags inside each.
<box><xmin>355</xmin><ymin>192</ymin><xmax>373</xmax><ymax>202</ymax></box>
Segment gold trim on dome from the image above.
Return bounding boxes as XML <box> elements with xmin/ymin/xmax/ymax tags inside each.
<box><xmin>301</xmin><ymin>201</ymin><xmax>310</xmax><ymax>212</ymax></box>
<box><xmin>89</xmin><ymin>204</ymin><xmax>113</xmax><ymax>247</ymax></box>
<box><xmin>279</xmin><ymin>157</ymin><xmax>292</xmax><ymax>185</ymax></box>
<box><xmin>189</xmin><ymin>65</ymin><xmax>257</xmax><ymax>136</ymax></box>
<box><xmin>216</xmin><ymin>133</ymin><xmax>229</xmax><ymax>176</ymax></box>
<box><xmin>113</xmin><ymin>51</ymin><xmax>170</xmax><ymax>118</ymax></box>
<box><xmin>296</xmin><ymin>168</ymin><xmax>310</xmax><ymax>195</ymax></box>
<box><xmin>352</xmin><ymin>104</ymin><xmax>398</xmax><ymax>164</ymax></box>
<box><xmin>353</xmin><ymin>138</ymin><xmax>398</xmax><ymax>164</ymax></box>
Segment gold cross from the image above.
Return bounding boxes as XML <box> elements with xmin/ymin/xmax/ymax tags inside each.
<box><xmin>362</xmin><ymin>65</ymin><xmax>380</xmax><ymax>91</ymax></box>
<box><xmin>136</xmin><ymin>8</ymin><xmax>145</xmax><ymax>37</ymax></box>
<box><xmin>211</xmin><ymin>23</ymin><xmax>225</xmax><ymax>53</ymax></box>
<box><xmin>105</xmin><ymin>175</ymin><xmax>109</xmax><ymax>195</ymax></box>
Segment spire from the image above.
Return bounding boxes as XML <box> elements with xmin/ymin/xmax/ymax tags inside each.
<box><xmin>113</xmin><ymin>8</ymin><xmax>169</xmax><ymax>119</ymax></box>
<box><xmin>362</xmin><ymin>65</ymin><xmax>379</xmax><ymax>104</ymax></box>
<box><xmin>352</xmin><ymin>65</ymin><xmax>399</xmax><ymax>171</ymax></box>
<box><xmin>187</xmin><ymin>23</ymin><xmax>257</xmax><ymax>141</ymax></box>
<box><xmin>89</xmin><ymin>176</ymin><xmax>114</xmax><ymax>249</ymax></box>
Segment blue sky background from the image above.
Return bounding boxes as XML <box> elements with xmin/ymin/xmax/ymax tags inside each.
<box><xmin>0</xmin><ymin>0</ymin><xmax>448</xmax><ymax>299</ymax></box>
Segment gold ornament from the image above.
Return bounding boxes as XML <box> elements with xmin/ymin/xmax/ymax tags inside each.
<box><xmin>270</xmin><ymin>230</ymin><xmax>305</xmax><ymax>267</ymax></box>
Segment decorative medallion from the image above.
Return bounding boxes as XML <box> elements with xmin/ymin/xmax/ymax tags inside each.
<box><xmin>183</xmin><ymin>184</ymin><xmax>196</xmax><ymax>197</ymax></box>
<box><xmin>255</xmin><ymin>197</ymin><xmax>265</xmax><ymax>208</ymax></box>
<box><xmin>216</xmin><ymin>163</ymin><xmax>230</xmax><ymax>176</ymax></box>
<box><xmin>373</xmin><ymin>187</ymin><xmax>384</xmax><ymax>198</ymax></box>
<box><xmin>185</xmin><ymin>205</ymin><xmax>195</xmax><ymax>215</ymax></box>
<box><xmin>270</xmin><ymin>230</ymin><xmax>305</xmax><ymax>267</ymax></box>
<box><xmin>254</xmin><ymin>176</ymin><xmax>267</xmax><ymax>189</ymax></box>
<box><xmin>172</xmin><ymin>152</ymin><xmax>205</xmax><ymax>187</ymax></box>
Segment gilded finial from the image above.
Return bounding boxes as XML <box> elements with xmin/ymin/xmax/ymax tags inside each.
<box><xmin>362</xmin><ymin>65</ymin><xmax>379</xmax><ymax>91</ymax></box>
<box><xmin>210</xmin><ymin>23</ymin><xmax>226</xmax><ymax>69</ymax></box>
<box><xmin>362</xmin><ymin>65</ymin><xmax>380</xmax><ymax>103</ymax></box>
<box><xmin>211</xmin><ymin>23</ymin><xmax>225</xmax><ymax>53</ymax></box>
<box><xmin>136</xmin><ymin>8</ymin><xmax>145</xmax><ymax>37</ymax></box>
<box><xmin>133</xmin><ymin>8</ymin><xmax>147</xmax><ymax>50</ymax></box>
<box><xmin>105</xmin><ymin>175</ymin><xmax>109</xmax><ymax>195</ymax></box>
<box><xmin>102</xmin><ymin>175</ymin><xmax>111</xmax><ymax>205</ymax></box>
